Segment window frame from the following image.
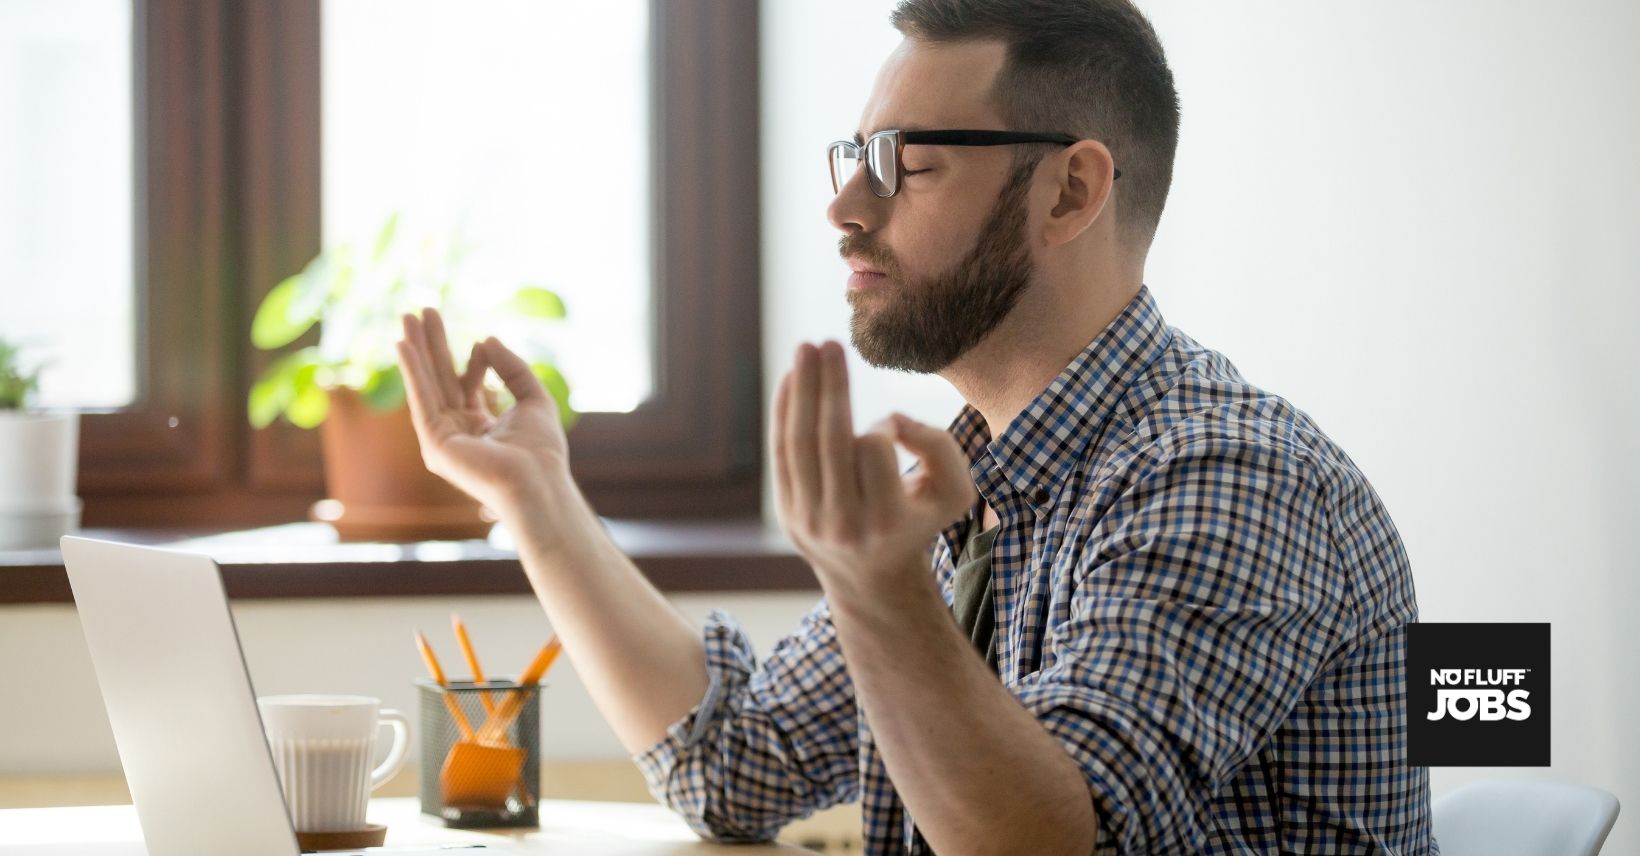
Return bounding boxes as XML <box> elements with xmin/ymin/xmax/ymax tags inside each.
<box><xmin>78</xmin><ymin>0</ymin><xmax>763</xmax><ymax>526</ymax></box>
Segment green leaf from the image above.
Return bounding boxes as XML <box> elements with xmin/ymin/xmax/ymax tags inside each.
<box><xmin>530</xmin><ymin>362</ymin><xmax>578</xmax><ymax>430</ymax></box>
<box><xmin>0</xmin><ymin>379</ymin><xmax>24</xmax><ymax>410</ymax></box>
<box><xmin>251</xmin><ymin>272</ymin><xmax>322</xmax><ymax>349</ymax></box>
<box><xmin>286</xmin><ymin>380</ymin><xmax>330</xmax><ymax>428</ymax></box>
<box><xmin>247</xmin><ymin>377</ymin><xmax>285</xmax><ymax>428</ymax></box>
<box><xmin>246</xmin><ymin>347</ymin><xmax>322</xmax><ymax>428</ymax></box>
<box><xmin>507</xmin><ymin>287</ymin><xmax>567</xmax><ymax>319</ymax></box>
<box><xmin>360</xmin><ymin>364</ymin><xmax>406</xmax><ymax>410</ymax></box>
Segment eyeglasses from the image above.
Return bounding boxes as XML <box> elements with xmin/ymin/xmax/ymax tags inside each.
<box><xmin>827</xmin><ymin>128</ymin><xmax>1121</xmax><ymax>198</ymax></box>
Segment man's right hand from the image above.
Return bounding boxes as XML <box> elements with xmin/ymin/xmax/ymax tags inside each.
<box><xmin>398</xmin><ymin>309</ymin><xmax>709</xmax><ymax>757</ymax></box>
<box><xmin>395</xmin><ymin>307</ymin><xmax>571</xmax><ymax>529</ymax></box>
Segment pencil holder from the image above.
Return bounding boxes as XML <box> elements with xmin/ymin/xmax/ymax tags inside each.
<box><xmin>415</xmin><ymin>678</ymin><xmax>541</xmax><ymax>828</ymax></box>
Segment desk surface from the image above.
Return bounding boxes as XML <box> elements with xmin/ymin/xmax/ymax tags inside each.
<box><xmin>0</xmin><ymin>797</ymin><xmax>814</xmax><ymax>855</ymax></box>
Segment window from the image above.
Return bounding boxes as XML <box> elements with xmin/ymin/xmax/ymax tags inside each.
<box><xmin>322</xmin><ymin>0</ymin><xmax>653</xmax><ymax>413</ymax></box>
<box><xmin>65</xmin><ymin>0</ymin><xmax>762</xmax><ymax>526</ymax></box>
<box><xmin>0</xmin><ymin>0</ymin><xmax>136</xmax><ymax>410</ymax></box>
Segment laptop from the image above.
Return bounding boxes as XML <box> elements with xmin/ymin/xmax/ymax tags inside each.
<box><xmin>60</xmin><ymin>535</ymin><xmax>510</xmax><ymax>855</ymax></box>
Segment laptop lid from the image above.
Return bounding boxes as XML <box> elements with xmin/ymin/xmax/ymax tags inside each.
<box><xmin>61</xmin><ymin>535</ymin><xmax>302</xmax><ymax>856</ymax></box>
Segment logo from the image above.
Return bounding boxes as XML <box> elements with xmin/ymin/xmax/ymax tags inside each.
<box><xmin>1426</xmin><ymin>669</ymin><xmax>1531</xmax><ymax>721</ymax></box>
<box><xmin>1406</xmin><ymin>623</ymin><xmax>1549</xmax><ymax>766</ymax></box>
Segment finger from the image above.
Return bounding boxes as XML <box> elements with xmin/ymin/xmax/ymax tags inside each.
<box><xmin>890</xmin><ymin>413</ymin><xmax>976</xmax><ymax>508</ymax></box>
<box><xmin>459</xmin><ymin>342</ymin><xmax>487</xmax><ymax>410</ymax></box>
<box><xmin>396</xmin><ymin>340</ymin><xmax>441</xmax><ymax>452</ymax></box>
<box><xmin>480</xmin><ymin>336</ymin><xmax>549</xmax><ymax>405</ymax></box>
<box><xmin>784</xmin><ymin>344</ymin><xmax>823</xmax><ymax>514</ymax></box>
<box><xmin>855</xmin><ymin>428</ymin><xmax>903</xmax><ymax>515</ymax></box>
<box><xmin>816</xmin><ymin>341</ymin><xmax>857</xmax><ymax>514</ymax></box>
<box><xmin>770</xmin><ymin>369</ymin><xmax>794</xmax><ymax>513</ymax></box>
<box><xmin>398</xmin><ymin>314</ymin><xmax>446</xmax><ymax>428</ymax></box>
<box><xmin>421</xmin><ymin>307</ymin><xmax>465</xmax><ymax>409</ymax></box>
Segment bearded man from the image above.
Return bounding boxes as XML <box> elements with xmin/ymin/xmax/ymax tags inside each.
<box><xmin>396</xmin><ymin>1</ymin><xmax>1438</xmax><ymax>853</ymax></box>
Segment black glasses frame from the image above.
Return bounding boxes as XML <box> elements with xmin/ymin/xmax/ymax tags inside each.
<box><xmin>827</xmin><ymin>128</ymin><xmax>1121</xmax><ymax>198</ymax></box>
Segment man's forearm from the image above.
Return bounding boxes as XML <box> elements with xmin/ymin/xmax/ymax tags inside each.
<box><xmin>502</xmin><ymin>475</ymin><xmax>708</xmax><ymax>755</ymax></box>
<box><xmin>826</xmin><ymin>564</ymin><xmax>1098</xmax><ymax>856</ymax></box>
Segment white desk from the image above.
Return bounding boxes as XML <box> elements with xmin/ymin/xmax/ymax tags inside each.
<box><xmin>0</xmin><ymin>797</ymin><xmax>814</xmax><ymax>855</ymax></box>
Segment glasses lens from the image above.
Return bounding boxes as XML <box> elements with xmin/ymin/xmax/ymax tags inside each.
<box><xmin>865</xmin><ymin>134</ymin><xmax>897</xmax><ymax>197</ymax></box>
<box><xmin>829</xmin><ymin>143</ymin><xmax>859</xmax><ymax>195</ymax></box>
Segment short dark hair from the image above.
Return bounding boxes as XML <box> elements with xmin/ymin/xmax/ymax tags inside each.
<box><xmin>890</xmin><ymin>0</ymin><xmax>1180</xmax><ymax>256</ymax></box>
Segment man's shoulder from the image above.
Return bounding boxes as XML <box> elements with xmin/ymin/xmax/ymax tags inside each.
<box><xmin>1107</xmin><ymin>326</ymin><xmax>1340</xmax><ymax>475</ymax></box>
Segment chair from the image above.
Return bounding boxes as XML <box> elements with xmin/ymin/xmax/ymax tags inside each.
<box><xmin>1432</xmin><ymin>777</ymin><xmax>1621</xmax><ymax>856</ymax></box>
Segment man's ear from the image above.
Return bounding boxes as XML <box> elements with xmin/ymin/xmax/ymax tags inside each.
<box><xmin>1040</xmin><ymin>140</ymin><xmax>1117</xmax><ymax>248</ymax></box>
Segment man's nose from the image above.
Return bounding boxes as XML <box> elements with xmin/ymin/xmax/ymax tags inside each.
<box><xmin>826</xmin><ymin>166</ymin><xmax>882</xmax><ymax>235</ymax></box>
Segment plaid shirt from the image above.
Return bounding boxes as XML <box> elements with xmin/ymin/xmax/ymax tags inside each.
<box><xmin>634</xmin><ymin>285</ymin><xmax>1438</xmax><ymax>855</ymax></box>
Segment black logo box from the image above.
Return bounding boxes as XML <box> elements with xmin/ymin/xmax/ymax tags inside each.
<box><xmin>1405</xmin><ymin>622</ymin><xmax>1550</xmax><ymax>767</ymax></box>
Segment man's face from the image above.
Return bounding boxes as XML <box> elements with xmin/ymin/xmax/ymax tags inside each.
<box><xmin>829</xmin><ymin>39</ymin><xmax>1040</xmax><ymax>374</ymax></box>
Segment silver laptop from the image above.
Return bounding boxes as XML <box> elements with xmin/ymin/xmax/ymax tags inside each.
<box><xmin>61</xmin><ymin>535</ymin><xmax>507</xmax><ymax>855</ymax></box>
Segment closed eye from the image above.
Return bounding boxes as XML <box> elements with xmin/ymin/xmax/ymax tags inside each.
<box><xmin>903</xmin><ymin>168</ymin><xmax>933</xmax><ymax>177</ymax></box>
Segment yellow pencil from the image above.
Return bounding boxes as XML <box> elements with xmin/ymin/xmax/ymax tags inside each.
<box><xmin>415</xmin><ymin>630</ymin><xmax>477</xmax><ymax>742</ymax></box>
<box><xmin>451</xmin><ymin>613</ymin><xmax>498</xmax><ymax>716</ymax></box>
<box><xmin>477</xmin><ymin>636</ymin><xmax>562</xmax><ymax>745</ymax></box>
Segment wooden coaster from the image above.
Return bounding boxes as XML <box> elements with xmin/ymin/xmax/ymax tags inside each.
<box><xmin>294</xmin><ymin>823</ymin><xmax>388</xmax><ymax>852</ymax></box>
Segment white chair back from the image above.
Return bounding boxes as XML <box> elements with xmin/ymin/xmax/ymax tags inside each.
<box><xmin>1433</xmin><ymin>777</ymin><xmax>1620</xmax><ymax>856</ymax></box>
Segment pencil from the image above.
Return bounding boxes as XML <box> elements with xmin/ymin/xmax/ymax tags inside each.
<box><xmin>477</xmin><ymin>636</ymin><xmax>562</xmax><ymax>745</ymax></box>
<box><xmin>415</xmin><ymin>630</ymin><xmax>477</xmax><ymax>742</ymax></box>
<box><xmin>451</xmin><ymin>613</ymin><xmax>499</xmax><ymax>716</ymax></box>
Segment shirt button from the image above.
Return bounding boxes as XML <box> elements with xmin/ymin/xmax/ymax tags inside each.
<box><xmin>1031</xmin><ymin>488</ymin><xmax>1050</xmax><ymax>505</ymax></box>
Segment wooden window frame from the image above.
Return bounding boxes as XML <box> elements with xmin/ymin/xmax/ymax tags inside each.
<box><xmin>79</xmin><ymin>0</ymin><xmax>763</xmax><ymax>527</ymax></box>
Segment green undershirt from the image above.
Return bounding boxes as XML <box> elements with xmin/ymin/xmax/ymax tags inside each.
<box><xmin>950</xmin><ymin>517</ymin><xmax>1002</xmax><ymax>673</ymax></box>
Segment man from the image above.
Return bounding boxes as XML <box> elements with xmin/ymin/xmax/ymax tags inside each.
<box><xmin>395</xmin><ymin>1</ymin><xmax>1437</xmax><ymax>853</ymax></box>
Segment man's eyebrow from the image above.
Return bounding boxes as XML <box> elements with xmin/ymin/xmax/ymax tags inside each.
<box><xmin>853</xmin><ymin>125</ymin><xmax>935</xmax><ymax>146</ymax></box>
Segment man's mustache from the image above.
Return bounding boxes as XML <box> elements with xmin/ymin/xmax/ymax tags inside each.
<box><xmin>838</xmin><ymin>234</ymin><xmax>900</xmax><ymax>278</ymax></box>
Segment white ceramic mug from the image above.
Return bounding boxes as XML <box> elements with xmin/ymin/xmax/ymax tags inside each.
<box><xmin>257</xmin><ymin>694</ymin><xmax>410</xmax><ymax>833</ymax></box>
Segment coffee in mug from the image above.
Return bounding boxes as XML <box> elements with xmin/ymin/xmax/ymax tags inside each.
<box><xmin>257</xmin><ymin>694</ymin><xmax>410</xmax><ymax>833</ymax></box>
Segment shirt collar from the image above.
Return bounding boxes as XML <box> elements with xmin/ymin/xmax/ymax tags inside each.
<box><xmin>944</xmin><ymin>284</ymin><xmax>1172</xmax><ymax>524</ymax></box>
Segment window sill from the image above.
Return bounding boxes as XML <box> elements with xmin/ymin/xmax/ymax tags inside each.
<box><xmin>0</xmin><ymin>518</ymin><xmax>814</xmax><ymax>604</ymax></box>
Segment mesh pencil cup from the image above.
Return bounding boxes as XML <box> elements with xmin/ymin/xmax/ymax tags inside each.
<box><xmin>415</xmin><ymin>678</ymin><xmax>542</xmax><ymax>828</ymax></box>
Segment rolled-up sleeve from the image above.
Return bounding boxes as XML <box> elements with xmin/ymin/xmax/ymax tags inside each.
<box><xmin>631</xmin><ymin>597</ymin><xmax>860</xmax><ymax>843</ymax></box>
<box><xmin>1010</xmin><ymin>430</ymin><xmax>1357</xmax><ymax>855</ymax></box>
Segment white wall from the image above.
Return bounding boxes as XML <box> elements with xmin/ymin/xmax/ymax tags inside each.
<box><xmin>0</xmin><ymin>593</ymin><xmax>820</xmax><ymax>773</ymax></box>
<box><xmin>761</xmin><ymin>0</ymin><xmax>1639</xmax><ymax>853</ymax></box>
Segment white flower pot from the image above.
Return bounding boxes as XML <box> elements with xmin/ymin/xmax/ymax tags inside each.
<box><xmin>0</xmin><ymin>410</ymin><xmax>82</xmax><ymax>549</ymax></box>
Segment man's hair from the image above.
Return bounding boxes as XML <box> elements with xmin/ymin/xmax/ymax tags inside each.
<box><xmin>890</xmin><ymin>0</ymin><xmax>1180</xmax><ymax>257</ymax></box>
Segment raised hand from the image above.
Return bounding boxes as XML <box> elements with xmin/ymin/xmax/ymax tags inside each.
<box><xmin>772</xmin><ymin>340</ymin><xmax>977</xmax><ymax>600</ymax></box>
<box><xmin>395</xmin><ymin>308</ymin><xmax>570</xmax><ymax>521</ymax></box>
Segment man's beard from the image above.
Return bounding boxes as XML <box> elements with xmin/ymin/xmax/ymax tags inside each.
<box><xmin>842</xmin><ymin>161</ymin><xmax>1037</xmax><ymax>374</ymax></box>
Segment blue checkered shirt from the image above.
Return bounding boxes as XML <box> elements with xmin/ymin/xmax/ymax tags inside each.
<box><xmin>634</xmin><ymin>285</ymin><xmax>1438</xmax><ymax>855</ymax></box>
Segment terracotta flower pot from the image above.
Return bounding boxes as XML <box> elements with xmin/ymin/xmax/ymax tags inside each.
<box><xmin>311</xmin><ymin>387</ymin><xmax>493</xmax><ymax>542</ymax></box>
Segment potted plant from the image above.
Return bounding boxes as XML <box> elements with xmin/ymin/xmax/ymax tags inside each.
<box><xmin>0</xmin><ymin>339</ymin><xmax>81</xmax><ymax>550</ymax></box>
<box><xmin>248</xmin><ymin>213</ymin><xmax>576</xmax><ymax>541</ymax></box>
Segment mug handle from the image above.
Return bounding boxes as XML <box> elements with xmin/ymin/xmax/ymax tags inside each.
<box><xmin>370</xmin><ymin>708</ymin><xmax>411</xmax><ymax>791</ymax></box>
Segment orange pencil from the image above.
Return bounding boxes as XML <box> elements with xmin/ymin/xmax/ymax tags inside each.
<box><xmin>415</xmin><ymin>630</ymin><xmax>477</xmax><ymax>742</ymax></box>
<box><xmin>451</xmin><ymin>613</ymin><xmax>498</xmax><ymax>716</ymax></box>
<box><xmin>477</xmin><ymin>636</ymin><xmax>562</xmax><ymax>745</ymax></box>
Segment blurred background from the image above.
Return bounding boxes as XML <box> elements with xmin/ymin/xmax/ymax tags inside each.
<box><xmin>1</xmin><ymin>0</ymin><xmax>1636</xmax><ymax>852</ymax></box>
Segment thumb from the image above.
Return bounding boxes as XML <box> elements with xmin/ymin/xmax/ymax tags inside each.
<box><xmin>888</xmin><ymin>413</ymin><xmax>974</xmax><ymax>503</ymax></box>
<box><xmin>479</xmin><ymin>337</ymin><xmax>549</xmax><ymax>406</ymax></box>
<box><xmin>887</xmin><ymin>412</ymin><xmax>952</xmax><ymax>453</ymax></box>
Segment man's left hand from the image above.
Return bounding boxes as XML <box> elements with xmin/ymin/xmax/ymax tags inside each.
<box><xmin>772</xmin><ymin>340</ymin><xmax>977</xmax><ymax>600</ymax></box>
